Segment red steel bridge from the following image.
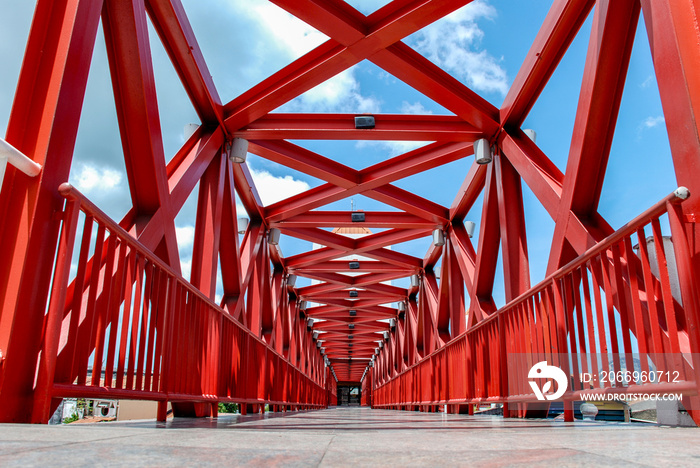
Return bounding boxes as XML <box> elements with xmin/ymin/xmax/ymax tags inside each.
<box><xmin>1</xmin><ymin>0</ymin><xmax>700</xmax><ymax>424</ymax></box>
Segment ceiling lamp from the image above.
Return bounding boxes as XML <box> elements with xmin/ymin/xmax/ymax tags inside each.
<box><xmin>465</xmin><ymin>221</ymin><xmax>476</xmax><ymax>238</ymax></box>
<box><xmin>474</xmin><ymin>138</ymin><xmax>492</xmax><ymax>165</ymax></box>
<box><xmin>268</xmin><ymin>228</ymin><xmax>281</xmax><ymax>245</ymax></box>
<box><xmin>228</xmin><ymin>138</ymin><xmax>248</xmax><ymax>164</ymax></box>
<box><xmin>237</xmin><ymin>217</ymin><xmax>249</xmax><ymax>235</ymax></box>
<box><xmin>432</xmin><ymin>229</ymin><xmax>445</xmax><ymax>247</ymax></box>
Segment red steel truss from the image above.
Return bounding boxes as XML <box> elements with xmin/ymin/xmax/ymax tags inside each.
<box><xmin>0</xmin><ymin>0</ymin><xmax>699</xmax><ymax>424</ymax></box>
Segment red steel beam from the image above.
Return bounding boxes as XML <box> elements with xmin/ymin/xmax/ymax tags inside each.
<box><xmin>102</xmin><ymin>0</ymin><xmax>180</xmax><ymax>268</ymax></box>
<box><xmin>450</xmin><ymin>162</ymin><xmax>487</xmax><ymax>222</ymax></box>
<box><xmin>237</xmin><ymin>114</ymin><xmax>479</xmax><ymax>141</ymax></box>
<box><xmin>500</xmin><ymin>0</ymin><xmax>595</xmax><ymax>127</ymax></box>
<box><xmin>249</xmin><ymin>139</ymin><xmax>356</xmax><ymax>189</ymax></box>
<box><xmin>494</xmin><ymin>154</ymin><xmax>531</xmax><ymax>302</ymax></box>
<box><xmin>145</xmin><ymin>0</ymin><xmax>224</xmax><ymax>126</ymax></box>
<box><xmin>264</xmin><ymin>141</ymin><xmax>461</xmax><ymax>223</ymax></box>
<box><xmin>223</xmin><ymin>0</ymin><xmax>472</xmax><ymax>131</ymax></box>
<box><xmin>371</xmin><ymin>42</ymin><xmax>500</xmax><ymax>134</ymax></box>
<box><xmin>273</xmin><ymin>211</ymin><xmax>439</xmax><ymax>229</ymax></box>
<box><xmin>271</xmin><ymin>1</ymin><xmax>500</xmax><ymax>133</ymax></box>
<box><xmin>548</xmin><ymin>0</ymin><xmax>639</xmax><ymax>274</ymax></box>
<box><xmin>0</xmin><ymin>0</ymin><xmax>104</xmax><ymax>422</ymax></box>
<box><xmin>292</xmin><ymin>260</ymin><xmax>414</xmax><ymax>273</ymax></box>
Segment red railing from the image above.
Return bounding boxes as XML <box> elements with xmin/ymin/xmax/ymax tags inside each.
<box><xmin>373</xmin><ymin>189</ymin><xmax>700</xmax><ymax>416</ymax></box>
<box><xmin>32</xmin><ymin>184</ymin><xmax>326</xmax><ymax>422</ymax></box>
<box><xmin>361</xmin><ymin>370</ymin><xmax>372</xmax><ymax>406</ymax></box>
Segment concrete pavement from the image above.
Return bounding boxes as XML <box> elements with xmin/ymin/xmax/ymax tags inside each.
<box><xmin>0</xmin><ymin>407</ymin><xmax>698</xmax><ymax>466</ymax></box>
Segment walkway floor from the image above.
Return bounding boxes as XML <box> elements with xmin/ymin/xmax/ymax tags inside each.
<box><xmin>0</xmin><ymin>407</ymin><xmax>698</xmax><ymax>466</ymax></box>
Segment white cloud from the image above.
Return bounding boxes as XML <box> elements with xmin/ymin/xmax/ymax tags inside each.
<box><xmin>227</xmin><ymin>1</ymin><xmax>381</xmax><ymax>114</ymax></box>
<box><xmin>180</xmin><ymin>257</ymin><xmax>192</xmax><ymax>280</ymax></box>
<box><xmin>640</xmin><ymin>75</ymin><xmax>655</xmax><ymax>89</ymax></box>
<box><xmin>250</xmin><ymin>168</ymin><xmax>311</xmax><ymax>206</ymax></box>
<box><xmin>71</xmin><ymin>163</ymin><xmax>122</xmax><ymax>194</ymax></box>
<box><xmin>356</xmin><ymin>140</ymin><xmax>429</xmax><ymax>157</ymax></box>
<box><xmin>280</xmin><ymin>68</ymin><xmax>382</xmax><ymax>113</ymax></box>
<box><xmin>176</xmin><ymin>225</ymin><xmax>196</xmax><ymax>249</ymax></box>
<box><xmin>641</xmin><ymin>115</ymin><xmax>665</xmax><ymax>129</ymax></box>
<box><xmin>238</xmin><ymin>0</ymin><xmax>328</xmax><ymax>60</ymax></box>
<box><xmin>236</xmin><ymin>203</ymin><xmax>248</xmax><ymax>219</ymax></box>
<box><xmin>409</xmin><ymin>1</ymin><xmax>508</xmax><ymax>96</ymax></box>
<box><xmin>401</xmin><ymin>101</ymin><xmax>433</xmax><ymax>115</ymax></box>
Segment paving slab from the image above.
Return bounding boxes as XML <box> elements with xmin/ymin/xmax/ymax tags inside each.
<box><xmin>0</xmin><ymin>407</ymin><xmax>698</xmax><ymax>467</ymax></box>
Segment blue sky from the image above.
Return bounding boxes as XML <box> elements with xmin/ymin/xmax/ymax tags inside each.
<box><xmin>0</xmin><ymin>0</ymin><xmax>676</xmax><ymax>306</ymax></box>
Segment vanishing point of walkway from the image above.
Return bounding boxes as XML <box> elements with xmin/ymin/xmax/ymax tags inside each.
<box><xmin>0</xmin><ymin>407</ymin><xmax>698</xmax><ymax>467</ymax></box>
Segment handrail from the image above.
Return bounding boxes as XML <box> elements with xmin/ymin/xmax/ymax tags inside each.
<box><xmin>0</xmin><ymin>137</ymin><xmax>42</xmax><ymax>177</ymax></box>
<box><xmin>375</xmin><ymin>187</ymin><xmax>691</xmax><ymax>389</ymax></box>
<box><xmin>469</xmin><ymin>186</ymin><xmax>689</xmax><ymax>334</ymax></box>
<box><xmin>57</xmin><ymin>182</ymin><xmax>324</xmax><ymax>385</ymax></box>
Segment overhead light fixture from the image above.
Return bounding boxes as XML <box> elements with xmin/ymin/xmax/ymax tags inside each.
<box><xmin>307</xmin><ymin>318</ymin><xmax>314</xmax><ymax>330</ymax></box>
<box><xmin>348</xmin><ymin>324</ymin><xmax>355</xmax><ymax>330</ymax></box>
<box><xmin>383</xmin><ymin>331</ymin><xmax>390</xmax><ymax>341</ymax></box>
<box><xmin>369</xmin><ymin>361</ymin><xmax>374</xmax><ymax>368</ymax></box>
<box><xmin>268</xmin><ymin>228</ymin><xmax>281</xmax><ymax>245</ymax></box>
<box><xmin>379</xmin><ymin>341</ymin><xmax>384</xmax><ymax>348</ymax></box>
<box><xmin>349</xmin><ymin>290</ymin><xmax>359</xmax><ymax>298</ymax></box>
<box><xmin>348</xmin><ymin>343</ymin><xmax>353</xmax><ymax>348</ymax></box>
<box><xmin>348</xmin><ymin>334</ymin><xmax>354</xmax><ymax>339</ymax></box>
<box><xmin>523</xmin><ymin>129</ymin><xmax>537</xmax><ymax>143</ymax></box>
<box><xmin>237</xmin><ymin>217</ymin><xmax>249</xmax><ymax>234</ymax></box>
<box><xmin>465</xmin><ymin>221</ymin><xmax>476</xmax><ymax>238</ymax></box>
<box><xmin>375</xmin><ymin>347</ymin><xmax>380</xmax><ymax>354</ymax></box>
<box><xmin>287</xmin><ymin>274</ymin><xmax>297</xmax><ymax>287</ymax></box>
<box><xmin>354</xmin><ymin>115</ymin><xmax>375</xmax><ymax>129</ymax></box>
<box><xmin>349</xmin><ymin>310</ymin><xmax>357</xmax><ymax>316</ymax></box>
<box><xmin>228</xmin><ymin>138</ymin><xmax>249</xmax><ymax>164</ymax></box>
<box><xmin>316</xmin><ymin>341</ymin><xmax>322</xmax><ymax>348</ymax></box>
<box><xmin>313</xmin><ymin>331</ymin><xmax>319</xmax><ymax>340</ymax></box>
<box><xmin>410</xmin><ymin>275</ymin><xmax>420</xmax><ymax>288</ymax></box>
<box><xmin>299</xmin><ymin>300</ymin><xmax>307</xmax><ymax>310</ymax></box>
<box><xmin>432</xmin><ymin>229</ymin><xmax>445</xmax><ymax>247</ymax></box>
<box><xmin>390</xmin><ymin>319</ymin><xmax>396</xmax><ymax>331</ymax></box>
<box><xmin>351</xmin><ymin>212</ymin><xmax>365</xmax><ymax>222</ymax></box>
<box><xmin>349</xmin><ymin>261</ymin><xmax>360</xmax><ymax>270</ymax></box>
<box><xmin>398</xmin><ymin>302</ymin><xmax>406</xmax><ymax>312</ymax></box>
<box><xmin>474</xmin><ymin>138</ymin><xmax>492</xmax><ymax>165</ymax></box>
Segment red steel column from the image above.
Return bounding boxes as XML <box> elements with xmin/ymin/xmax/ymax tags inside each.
<box><xmin>0</xmin><ymin>0</ymin><xmax>104</xmax><ymax>423</ymax></box>
<box><xmin>641</xmin><ymin>0</ymin><xmax>700</xmax><ymax>294</ymax></box>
